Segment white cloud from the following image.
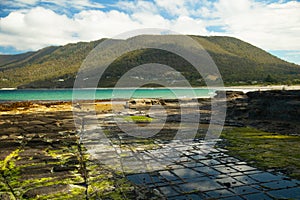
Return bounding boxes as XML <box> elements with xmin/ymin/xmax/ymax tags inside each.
<box><xmin>0</xmin><ymin>7</ymin><xmax>77</xmax><ymax>50</ymax></box>
<box><xmin>117</xmin><ymin>0</ymin><xmax>158</xmax><ymax>14</ymax></box>
<box><xmin>0</xmin><ymin>5</ymin><xmax>209</xmax><ymax>51</ymax></box>
<box><xmin>0</xmin><ymin>0</ymin><xmax>300</xmax><ymax>53</ymax></box>
<box><xmin>131</xmin><ymin>12</ymin><xmax>169</xmax><ymax>28</ymax></box>
<box><xmin>73</xmin><ymin>10</ymin><xmax>142</xmax><ymax>40</ymax></box>
<box><xmin>170</xmin><ymin>16</ymin><xmax>208</xmax><ymax>35</ymax></box>
<box><xmin>154</xmin><ymin>0</ymin><xmax>188</xmax><ymax>16</ymax></box>
<box><xmin>211</xmin><ymin>0</ymin><xmax>300</xmax><ymax>50</ymax></box>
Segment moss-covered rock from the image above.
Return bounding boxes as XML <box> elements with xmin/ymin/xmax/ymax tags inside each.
<box><xmin>221</xmin><ymin>127</ymin><xmax>300</xmax><ymax>179</ymax></box>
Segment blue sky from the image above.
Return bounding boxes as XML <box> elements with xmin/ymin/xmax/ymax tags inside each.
<box><xmin>0</xmin><ymin>0</ymin><xmax>300</xmax><ymax>64</ymax></box>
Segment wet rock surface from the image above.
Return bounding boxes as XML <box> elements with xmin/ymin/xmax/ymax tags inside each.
<box><xmin>0</xmin><ymin>104</ymin><xmax>140</xmax><ymax>199</ymax></box>
<box><xmin>78</xmin><ymin>97</ymin><xmax>300</xmax><ymax>199</ymax></box>
<box><xmin>82</xmin><ymin>121</ymin><xmax>300</xmax><ymax>199</ymax></box>
<box><xmin>124</xmin><ymin>142</ymin><xmax>300</xmax><ymax>199</ymax></box>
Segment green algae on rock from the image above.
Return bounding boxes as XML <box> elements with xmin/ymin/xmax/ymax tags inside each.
<box><xmin>221</xmin><ymin>127</ymin><xmax>300</xmax><ymax>179</ymax></box>
<box><xmin>0</xmin><ymin>106</ymin><xmax>142</xmax><ymax>200</ymax></box>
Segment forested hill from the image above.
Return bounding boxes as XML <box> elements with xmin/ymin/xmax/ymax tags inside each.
<box><xmin>0</xmin><ymin>36</ymin><xmax>299</xmax><ymax>88</ymax></box>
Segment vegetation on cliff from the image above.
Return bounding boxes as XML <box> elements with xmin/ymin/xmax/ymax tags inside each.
<box><xmin>0</xmin><ymin>36</ymin><xmax>299</xmax><ymax>88</ymax></box>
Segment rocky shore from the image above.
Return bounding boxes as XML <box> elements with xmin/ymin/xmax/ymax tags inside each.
<box><xmin>0</xmin><ymin>90</ymin><xmax>300</xmax><ymax>199</ymax></box>
<box><xmin>223</xmin><ymin>90</ymin><xmax>300</xmax><ymax>135</ymax></box>
<box><xmin>0</xmin><ymin>101</ymin><xmax>150</xmax><ymax>199</ymax></box>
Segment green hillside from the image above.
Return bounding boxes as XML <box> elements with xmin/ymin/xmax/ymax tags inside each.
<box><xmin>0</xmin><ymin>36</ymin><xmax>299</xmax><ymax>88</ymax></box>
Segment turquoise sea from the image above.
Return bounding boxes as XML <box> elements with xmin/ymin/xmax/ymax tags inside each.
<box><xmin>0</xmin><ymin>88</ymin><xmax>215</xmax><ymax>101</ymax></box>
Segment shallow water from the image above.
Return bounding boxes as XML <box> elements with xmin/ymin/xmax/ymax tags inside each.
<box><xmin>0</xmin><ymin>88</ymin><xmax>215</xmax><ymax>101</ymax></box>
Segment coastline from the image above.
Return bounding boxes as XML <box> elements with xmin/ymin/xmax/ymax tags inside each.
<box><xmin>2</xmin><ymin>85</ymin><xmax>300</xmax><ymax>90</ymax></box>
<box><xmin>220</xmin><ymin>85</ymin><xmax>300</xmax><ymax>91</ymax></box>
<box><xmin>1</xmin><ymin>89</ymin><xmax>300</xmax><ymax>199</ymax></box>
<box><xmin>1</xmin><ymin>85</ymin><xmax>300</xmax><ymax>102</ymax></box>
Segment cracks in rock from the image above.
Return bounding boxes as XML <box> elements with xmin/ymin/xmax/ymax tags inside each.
<box><xmin>77</xmin><ymin>139</ymin><xmax>89</xmax><ymax>200</ymax></box>
<box><xmin>75</xmin><ymin>115</ymin><xmax>89</xmax><ymax>200</ymax></box>
<box><xmin>0</xmin><ymin>130</ymin><xmax>28</xmax><ymax>199</ymax></box>
<box><xmin>0</xmin><ymin>171</ymin><xmax>17</xmax><ymax>199</ymax></box>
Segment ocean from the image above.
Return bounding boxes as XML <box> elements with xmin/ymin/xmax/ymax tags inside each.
<box><xmin>0</xmin><ymin>88</ymin><xmax>216</xmax><ymax>101</ymax></box>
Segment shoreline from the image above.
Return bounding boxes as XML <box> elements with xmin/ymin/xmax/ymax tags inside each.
<box><xmin>1</xmin><ymin>85</ymin><xmax>300</xmax><ymax>90</ymax></box>
<box><xmin>1</xmin><ymin>86</ymin><xmax>300</xmax><ymax>102</ymax></box>
<box><xmin>221</xmin><ymin>85</ymin><xmax>300</xmax><ymax>91</ymax></box>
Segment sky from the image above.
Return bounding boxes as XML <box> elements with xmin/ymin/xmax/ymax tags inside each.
<box><xmin>0</xmin><ymin>0</ymin><xmax>300</xmax><ymax>64</ymax></box>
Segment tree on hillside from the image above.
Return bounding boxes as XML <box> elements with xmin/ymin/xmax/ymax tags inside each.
<box><xmin>265</xmin><ymin>74</ymin><xmax>277</xmax><ymax>83</ymax></box>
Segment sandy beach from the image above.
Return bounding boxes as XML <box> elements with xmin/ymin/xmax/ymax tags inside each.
<box><xmin>213</xmin><ymin>85</ymin><xmax>300</xmax><ymax>93</ymax></box>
